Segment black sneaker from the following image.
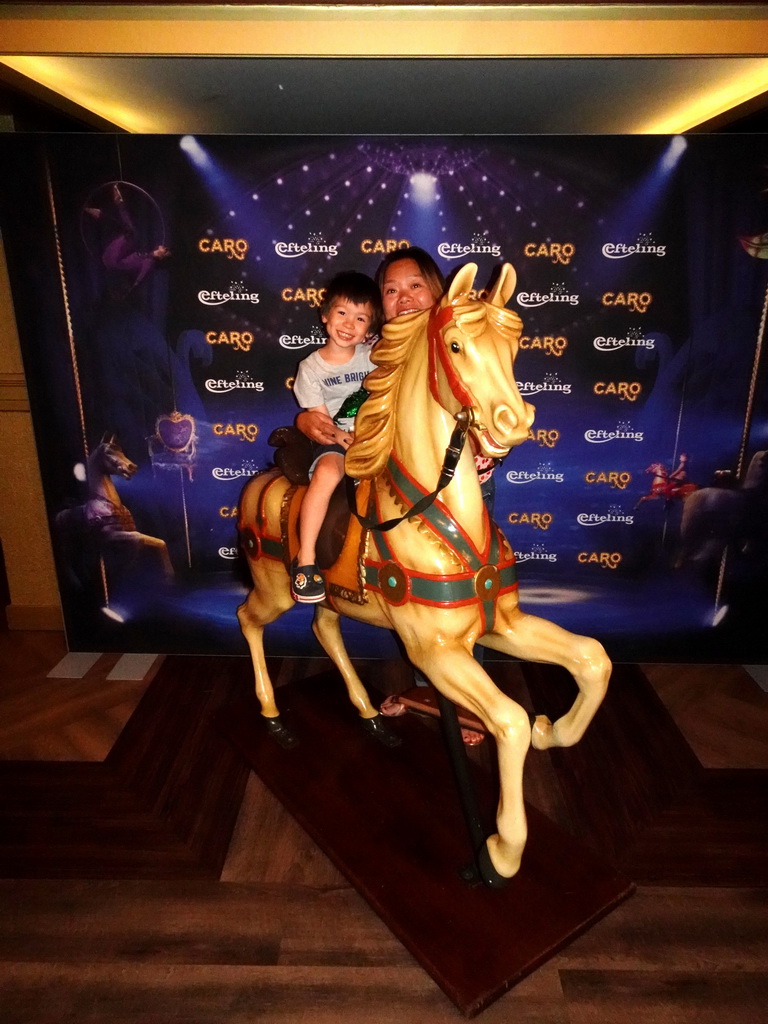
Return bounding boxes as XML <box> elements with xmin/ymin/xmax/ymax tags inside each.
<box><xmin>290</xmin><ymin>561</ymin><xmax>326</xmax><ymax>603</ymax></box>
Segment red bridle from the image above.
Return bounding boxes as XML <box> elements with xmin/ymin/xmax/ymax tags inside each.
<box><xmin>427</xmin><ymin>303</ymin><xmax>475</xmax><ymax>411</ymax></box>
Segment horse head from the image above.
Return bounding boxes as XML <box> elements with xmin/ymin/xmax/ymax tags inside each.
<box><xmin>92</xmin><ymin>433</ymin><xmax>138</xmax><ymax>481</ymax></box>
<box><xmin>347</xmin><ymin>262</ymin><xmax>534</xmax><ymax>481</ymax></box>
<box><xmin>645</xmin><ymin>463</ymin><xmax>667</xmax><ymax>477</ymax></box>
<box><xmin>743</xmin><ymin>450</ymin><xmax>768</xmax><ymax>491</ymax></box>
<box><xmin>427</xmin><ymin>262</ymin><xmax>535</xmax><ymax>457</ymax></box>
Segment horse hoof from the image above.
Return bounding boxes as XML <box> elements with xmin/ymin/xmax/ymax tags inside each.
<box><xmin>264</xmin><ymin>715</ymin><xmax>299</xmax><ymax>749</ymax></box>
<box><xmin>476</xmin><ymin>841</ymin><xmax>512</xmax><ymax>890</ymax></box>
<box><xmin>360</xmin><ymin>713</ymin><xmax>402</xmax><ymax>748</ymax></box>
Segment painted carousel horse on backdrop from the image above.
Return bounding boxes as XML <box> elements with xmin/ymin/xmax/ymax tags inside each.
<box><xmin>635</xmin><ymin>454</ymin><xmax>698</xmax><ymax>509</ymax></box>
<box><xmin>55</xmin><ymin>434</ymin><xmax>173</xmax><ymax>586</ymax></box>
<box><xmin>237</xmin><ymin>263</ymin><xmax>611</xmax><ymax>885</ymax></box>
<box><xmin>677</xmin><ymin>450</ymin><xmax>768</xmax><ymax>568</ymax></box>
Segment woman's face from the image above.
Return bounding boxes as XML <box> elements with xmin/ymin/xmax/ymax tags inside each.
<box><xmin>380</xmin><ymin>258</ymin><xmax>439</xmax><ymax>323</ymax></box>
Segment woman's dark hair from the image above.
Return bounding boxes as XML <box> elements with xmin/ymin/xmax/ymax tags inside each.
<box><xmin>374</xmin><ymin>245</ymin><xmax>445</xmax><ymax>301</ymax></box>
<box><xmin>320</xmin><ymin>270</ymin><xmax>384</xmax><ymax>332</ymax></box>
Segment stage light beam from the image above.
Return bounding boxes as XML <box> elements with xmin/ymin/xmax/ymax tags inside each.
<box><xmin>179</xmin><ymin>135</ymin><xmax>209</xmax><ymax>168</ymax></box>
<box><xmin>661</xmin><ymin>136</ymin><xmax>688</xmax><ymax>172</ymax></box>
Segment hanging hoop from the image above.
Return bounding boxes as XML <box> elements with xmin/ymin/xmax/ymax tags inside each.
<box><xmin>80</xmin><ymin>180</ymin><xmax>166</xmax><ymax>261</ymax></box>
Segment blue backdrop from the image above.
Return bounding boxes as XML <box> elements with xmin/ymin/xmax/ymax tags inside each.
<box><xmin>1</xmin><ymin>133</ymin><xmax>766</xmax><ymax>661</ymax></box>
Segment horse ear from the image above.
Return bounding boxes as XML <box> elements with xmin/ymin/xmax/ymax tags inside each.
<box><xmin>447</xmin><ymin>263</ymin><xmax>478</xmax><ymax>302</ymax></box>
<box><xmin>486</xmin><ymin>263</ymin><xmax>517</xmax><ymax>308</ymax></box>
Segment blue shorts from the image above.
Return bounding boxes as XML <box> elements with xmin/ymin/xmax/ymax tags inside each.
<box><xmin>308</xmin><ymin>441</ymin><xmax>346</xmax><ymax>478</ymax></box>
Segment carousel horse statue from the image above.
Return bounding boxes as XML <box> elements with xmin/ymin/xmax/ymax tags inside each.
<box><xmin>237</xmin><ymin>263</ymin><xmax>611</xmax><ymax>885</ymax></box>
<box><xmin>56</xmin><ymin>434</ymin><xmax>174</xmax><ymax>584</ymax></box>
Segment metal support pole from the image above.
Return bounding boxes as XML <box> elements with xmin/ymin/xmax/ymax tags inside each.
<box><xmin>434</xmin><ymin>689</ymin><xmax>487</xmax><ymax>883</ymax></box>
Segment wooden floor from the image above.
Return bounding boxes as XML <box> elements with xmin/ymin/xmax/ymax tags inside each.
<box><xmin>0</xmin><ymin>625</ymin><xmax>766</xmax><ymax>1022</ymax></box>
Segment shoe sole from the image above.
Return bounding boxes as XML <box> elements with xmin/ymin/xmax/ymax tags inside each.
<box><xmin>291</xmin><ymin>590</ymin><xmax>326</xmax><ymax>604</ymax></box>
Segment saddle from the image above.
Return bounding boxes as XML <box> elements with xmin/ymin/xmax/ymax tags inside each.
<box><xmin>269</xmin><ymin>425</ymin><xmax>361</xmax><ymax>574</ymax></box>
<box><xmin>269</xmin><ymin>425</ymin><xmax>313</xmax><ymax>486</ymax></box>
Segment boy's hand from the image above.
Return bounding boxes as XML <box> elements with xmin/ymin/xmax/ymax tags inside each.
<box><xmin>336</xmin><ymin>430</ymin><xmax>354</xmax><ymax>449</ymax></box>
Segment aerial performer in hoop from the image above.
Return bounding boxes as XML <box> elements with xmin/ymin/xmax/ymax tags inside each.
<box><xmin>85</xmin><ymin>183</ymin><xmax>170</xmax><ymax>298</ymax></box>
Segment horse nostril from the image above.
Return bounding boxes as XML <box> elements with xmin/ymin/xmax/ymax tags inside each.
<box><xmin>493</xmin><ymin>405</ymin><xmax>518</xmax><ymax>435</ymax></box>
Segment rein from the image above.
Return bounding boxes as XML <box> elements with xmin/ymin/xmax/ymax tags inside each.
<box><xmin>346</xmin><ymin>407</ymin><xmax>474</xmax><ymax>533</ymax></box>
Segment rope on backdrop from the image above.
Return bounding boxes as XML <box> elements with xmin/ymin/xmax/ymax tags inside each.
<box><xmin>46</xmin><ymin>157</ymin><xmax>88</xmax><ymax>458</ymax></box>
<box><xmin>47</xmin><ymin>156</ymin><xmax>113</xmax><ymax>608</ymax></box>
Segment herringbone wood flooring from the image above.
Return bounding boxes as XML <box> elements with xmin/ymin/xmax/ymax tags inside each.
<box><xmin>0</xmin><ymin>627</ymin><xmax>766</xmax><ymax>1022</ymax></box>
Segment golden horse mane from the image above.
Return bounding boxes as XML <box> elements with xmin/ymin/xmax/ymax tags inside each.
<box><xmin>344</xmin><ymin>308</ymin><xmax>426</xmax><ymax>480</ymax></box>
<box><xmin>346</xmin><ymin>266</ymin><xmax>522</xmax><ymax>480</ymax></box>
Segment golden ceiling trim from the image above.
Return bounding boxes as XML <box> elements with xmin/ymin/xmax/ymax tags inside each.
<box><xmin>1</xmin><ymin>5</ymin><xmax>766</xmax><ymax>58</ymax></box>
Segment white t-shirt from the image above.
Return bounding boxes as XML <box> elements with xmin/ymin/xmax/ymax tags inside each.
<box><xmin>293</xmin><ymin>344</ymin><xmax>375</xmax><ymax>428</ymax></box>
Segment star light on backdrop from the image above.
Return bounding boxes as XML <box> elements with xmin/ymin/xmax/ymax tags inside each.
<box><xmin>192</xmin><ymin>138</ymin><xmax>597</xmax><ymax>262</ymax></box>
<box><xmin>179</xmin><ymin>136</ymin><xmax>690</xmax><ymax>341</ymax></box>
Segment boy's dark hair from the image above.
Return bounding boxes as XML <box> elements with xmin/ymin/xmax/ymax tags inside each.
<box><xmin>321</xmin><ymin>271</ymin><xmax>383</xmax><ymax>334</ymax></box>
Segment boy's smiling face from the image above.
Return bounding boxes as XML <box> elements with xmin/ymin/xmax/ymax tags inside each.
<box><xmin>322</xmin><ymin>297</ymin><xmax>373</xmax><ymax>354</ymax></box>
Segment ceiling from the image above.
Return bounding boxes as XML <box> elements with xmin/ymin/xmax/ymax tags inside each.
<box><xmin>2</xmin><ymin>55</ymin><xmax>768</xmax><ymax>135</ymax></box>
<box><xmin>1</xmin><ymin>4</ymin><xmax>768</xmax><ymax>135</ymax></box>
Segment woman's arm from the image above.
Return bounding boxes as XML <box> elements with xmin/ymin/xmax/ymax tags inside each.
<box><xmin>296</xmin><ymin>407</ymin><xmax>341</xmax><ymax>445</ymax></box>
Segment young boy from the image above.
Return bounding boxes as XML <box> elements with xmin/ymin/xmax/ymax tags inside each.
<box><xmin>290</xmin><ymin>271</ymin><xmax>382</xmax><ymax>602</ymax></box>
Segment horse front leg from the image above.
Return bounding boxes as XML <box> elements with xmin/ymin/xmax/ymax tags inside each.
<box><xmin>479</xmin><ymin>603</ymin><xmax>611</xmax><ymax>750</ymax></box>
<box><xmin>406</xmin><ymin>639</ymin><xmax>532</xmax><ymax>881</ymax></box>
<box><xmin>136</xmin><ymin>532</ymin><xmax>174</xmax><ymax>578</ymax></box>
<box><xmin>103</xmin><ymin>530</ymin><xmax>174</xmax><ymax>578</ymax></box>
<box><xmin>236</xmin><ymin>563</ymin><xmax>297</xmax><ymax>746</ymax></box>
<box><xmin>312</xmin><ymin>605</ymin><xmax>401</xmax><ymax>747</ymax></box>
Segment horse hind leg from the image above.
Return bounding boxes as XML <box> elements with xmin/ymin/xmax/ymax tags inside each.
<box><xmin>312</xmin><ymin>604</ymin><xmax>401</xmax><ymax>747</ymax></box>
<box><xmin>237</xmin><ymin>565</ymin><xmax>298</xmax><ymax>747</ymax></box>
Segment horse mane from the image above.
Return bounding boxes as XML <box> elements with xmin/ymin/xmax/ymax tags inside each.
<box><xmin>344</xmin><ymin>309</ymin><xmax>429</xmax><ymax>479</ymax></box>
<box><xmin>345</xmin><ymin>296</ymin><xmax>523</xmax><ymax>480</ymax></box>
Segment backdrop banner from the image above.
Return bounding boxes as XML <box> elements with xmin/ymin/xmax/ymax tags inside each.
<box><xmin>1</xmin><ymin>133</ymin><xmax>766</xmax><ymax>661</ymax></box>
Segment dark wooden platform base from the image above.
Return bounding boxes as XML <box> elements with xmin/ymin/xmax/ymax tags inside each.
<box><xmin>217</xmin><ymin>673</ymin><xmax>635</xmax><ymax>1017</ymax></box>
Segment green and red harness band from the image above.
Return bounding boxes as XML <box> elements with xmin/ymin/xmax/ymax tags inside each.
<box><xmin>364</xmin><ymin>454</ymin><xmax>517</xmax><ymax>631</ymax></box>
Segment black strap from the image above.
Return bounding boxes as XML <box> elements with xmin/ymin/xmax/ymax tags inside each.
<box><xmin>346</xmin><ymin>414</ymin><xmax>470</xmax><ymax>533</ymax></box>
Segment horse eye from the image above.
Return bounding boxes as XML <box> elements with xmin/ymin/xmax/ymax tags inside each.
<box><xmin>450</xmin><ymin>342</ymin><xmax>461</xmax><ymax>354</ymax></box>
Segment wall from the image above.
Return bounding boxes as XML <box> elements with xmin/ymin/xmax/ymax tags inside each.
<box><xmin>0</xmin><ymin>236</ymin><xmax>62</xmax><ymax>629</ymax></box>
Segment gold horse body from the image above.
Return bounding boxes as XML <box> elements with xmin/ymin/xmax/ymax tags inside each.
<box><xmin>237</xmin><ymin>263</ymin><xmax>611</xmax><ymax>881</ymax></box>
